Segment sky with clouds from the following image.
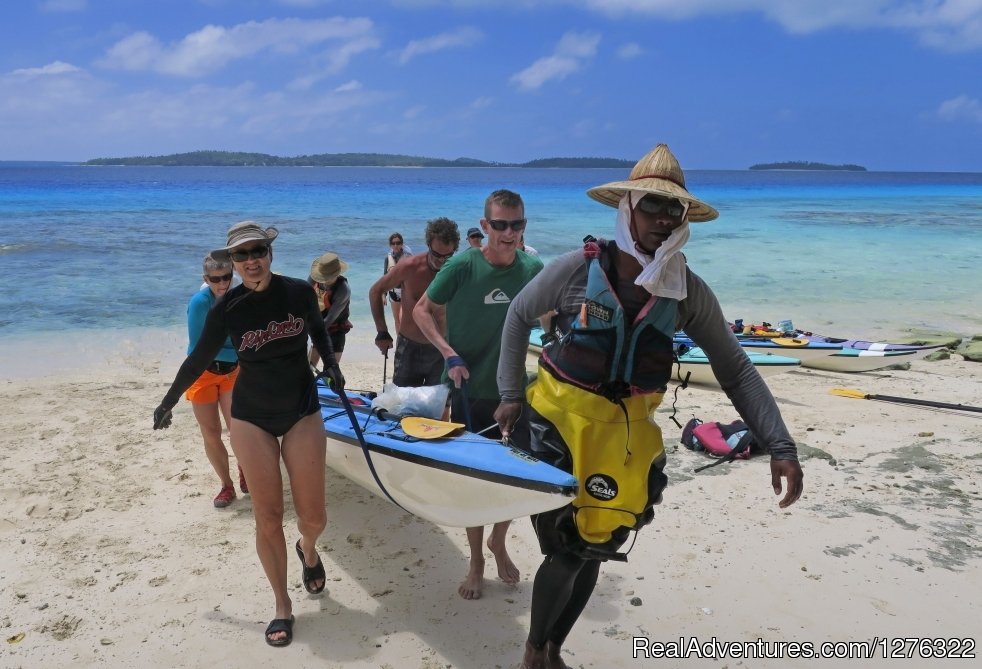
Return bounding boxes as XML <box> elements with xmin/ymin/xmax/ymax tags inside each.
<box><xmin>1</xmin><ymin>0</ymin><xmax>981</xmax><ymax>170</ymax></box>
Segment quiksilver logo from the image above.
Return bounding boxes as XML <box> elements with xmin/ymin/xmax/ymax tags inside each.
<box><xmin>483</xmin><ymin>288</ymin><xmax>511</xmax><ymax>305</ymax></box>
<box><xmin>585</xmin><ymin>474</ymin><xmax>618</xmax><ymax>501</ymax></box>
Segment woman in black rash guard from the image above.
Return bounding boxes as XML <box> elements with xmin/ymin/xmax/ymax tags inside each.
<box><xmin>153</xmin><ymin>221</ymin><xmax>345</xmax><ymax>648</ymax></box>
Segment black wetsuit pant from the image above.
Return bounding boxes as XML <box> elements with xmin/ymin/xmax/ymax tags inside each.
<box><xmin>528</xmin><ymin>551</ymin><xmax>602</xmax><ymax>648</ymax></box>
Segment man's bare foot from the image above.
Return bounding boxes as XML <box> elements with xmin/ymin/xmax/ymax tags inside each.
<box><xmin>487</xmin><ymin>536</ymin><xmax>520</xmax><ymax>584</ymax></box>
<box><xmin>520</xmin><ymin>640</ymin><xmax>547</xmax><ymax>669</ymax></box>
<box><xmin>458</xmin><ymin>557</ymin><xmax>484</xmax><ymax>599</ymax></box>
<box><xmin>545</xmin><ymin>640</ymin><xmax>571</xmax><ymax>669</ymax></box>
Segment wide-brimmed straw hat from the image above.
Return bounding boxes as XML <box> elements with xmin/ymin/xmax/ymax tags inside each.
<box><xmin>587</xmin><ymin>144</ymin><xmax>718</xmax><ymax>222</ymax></box>
<box><xmin>309</xmin><ymin>252</ymin><xmax>349</xmax><ymax>284</ymax></box>
<box><xmin>211</xmin><ymin>221</ymin><xmax>279</xmax><ymax>260</ymax></box>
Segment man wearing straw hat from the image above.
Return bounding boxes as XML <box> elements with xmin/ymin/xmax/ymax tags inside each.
<box><xmin>308</xmin><ymin>251</ymin><xmax>352</xmax><ymax>369</ymax></box>
<box><xmin>414</xmin><ymin>190</ymin><xmax>543</xmax><ymax>600</ymax></box>
<box><xmin>494</xmin><ymin>144</ymin><xmax>804</xmax><ymax>669</ymax></box>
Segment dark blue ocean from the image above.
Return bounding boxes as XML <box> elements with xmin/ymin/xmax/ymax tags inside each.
<box><xmin>1</xmin><ymin>165</ymin><xmax>981</xmax><ymax>352</ymax></box>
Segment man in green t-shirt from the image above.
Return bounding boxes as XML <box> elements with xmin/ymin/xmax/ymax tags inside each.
<box><xmin>414</xmin><ymin>188</ymin><xmax>543</xmax><ymax>600</ymax></box>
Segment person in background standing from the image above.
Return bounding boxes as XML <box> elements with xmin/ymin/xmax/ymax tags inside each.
<box><xmin>308</xmin><ymin>252</ymin><xmax>351</xmax><ymax>368</ymax></box>
<box><xmin>466</xmin><ymin>227</ymin><xmax>484</xmax><ymax>249</ymax></box>
<box><xmin>383</xmin><ymin>232</ymin><xmax>411</xmax><ymax>336</ymax></box>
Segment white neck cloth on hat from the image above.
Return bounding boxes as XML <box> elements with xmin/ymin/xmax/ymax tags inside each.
<box><xmin>613</xmin><ymin>190</ymin><xmax>690</xmax><ymax>300</ymax></box>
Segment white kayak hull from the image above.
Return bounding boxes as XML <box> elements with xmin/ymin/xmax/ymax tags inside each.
<box><xmin>319</xmin><ymin>384</ymin><xmax>578</xmax><ymax>528</ymax></box>
<box><xmin>673</xmin><ymin>348</ymin><xmax>801</xmax><ymax>387</ymax></box>
<box><xmin>802</xmin><ymin>349</ymin><xmax>920</xmax><ymax>372</ymax></box>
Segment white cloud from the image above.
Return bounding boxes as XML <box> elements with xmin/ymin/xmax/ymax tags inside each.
<box><xmin>10</xmin><ymin>61</ymin><xmax>81</xmax><ymax>77</ymax></box>
<box><xmin>510</xmin><ymin>31</ymin><xmax>600</xmax><ymax>91</ymax></box>
<box><xmin>98</xmin><ymin>17</ymin><xmax>377</xmax><ymax>77</ymax></box>
<box><xmin>334</xmin><ymin>80</ymin><xmax>363</xmax><ymax>92</ymax></box>
<box><xmin>470</xmin><ymin>96</ymin><xmax>493</xmax><ymax>109</ymax></box>
<box><xmin>0</xmin><ymin>61</ymin><xmax>389</xmax><ymax>159</ymax></box>
<box><xmin>616</xmin><ymin>42</ymin><xmax>643</xmax><ymax>59</ymax></box>
<box><xmin>937</xmin><ymin>95</ymin><xmax>982</xmax><ymax>123</ymax></box>
<box><xmin>40</xmin><ymin>0</ymin><xmax>86</xmax><ymax>12</ymax></box>
<box><xmin>396</xmin><ymin>1</ymin><xmax>982</xmax><ymax>51</ymax></box>
<box><xmin>403</xmin><ymin>105</ymin><xmax>426</xmax><ymax>119</ymax></box>
<box><xmin>398</xmin><ymin>27</ymin><xmax>483</xmax><ymax>64</ymax></box>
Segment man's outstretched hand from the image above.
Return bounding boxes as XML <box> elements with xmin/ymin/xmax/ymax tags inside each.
<box><xmin>771</xmin><ymin>459</ymin><xmax>803</xmax><ymax>508</ymax></box>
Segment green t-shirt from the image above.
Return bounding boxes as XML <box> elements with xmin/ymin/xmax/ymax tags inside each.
<box><xmin>426</xmin><ymin>247</ymin><xmax>543</xmax><ymax>398</ymax></box>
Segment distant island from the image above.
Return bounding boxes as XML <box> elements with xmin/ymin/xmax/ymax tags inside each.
<box><xmin>749</xmin><ymin>161</ymin><xmax>866</xmax><ymax>171</ymax></box>
<box><xmin>82</xmin><ymin>150</ymin><xmax>634</xmax><ymax>168</ymax></box>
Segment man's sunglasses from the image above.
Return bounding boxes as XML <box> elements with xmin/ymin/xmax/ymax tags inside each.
<box><xmin>486</xmin><ymin>218</ymin><xmax>527</xmax><ymax>232</ymax></box>
<box><xmin>637</xmin><ymin>196</ymin><xmax>685</xmax><ymax>218</ymax></box>
<box><xmin>229</xmin><ymin>245</ymin><xmax>270</xmax><ymax>262</ymax></box>
<box><xmin>428</xmin><ymin>247</ymin><xmax>455</xmax><ymax>260</ymax></box>
<box><xmin>206</xmin><ymin>273</ymin><xmax>233</xmax><ymax>284</ymax></box>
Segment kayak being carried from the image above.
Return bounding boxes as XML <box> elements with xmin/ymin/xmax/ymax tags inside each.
<box><xmin>317</xmin><ymin>380</ymin><xmax>578</xmax><ymax>527</ymax></box>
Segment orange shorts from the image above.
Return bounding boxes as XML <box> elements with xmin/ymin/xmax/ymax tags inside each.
<box><xmin>185</xmin><ymin>367</ymin><xmax>238</xmax><ymax>404</ymax></box>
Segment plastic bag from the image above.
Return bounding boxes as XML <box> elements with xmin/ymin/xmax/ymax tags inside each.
<box><xmin>371</xmin><ymin>383</ymin><xmax>449</xmax><ymax>420</ymax></box>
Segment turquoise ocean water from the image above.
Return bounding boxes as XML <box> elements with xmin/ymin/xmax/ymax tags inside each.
<box><xmin>1</xmin><ymin>165</ymin><xmax>981</xmax><ymax>357</ymax></box>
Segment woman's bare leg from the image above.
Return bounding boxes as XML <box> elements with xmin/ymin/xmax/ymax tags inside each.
<box><xmin>192</xmin><ymin>401</ymin><xmax>234</xmax><ymax>488</ymax></box>
<box><xmin>282</xmin><ymin>412</ymin><xmax>327</xmax><ymax>592</ymax></box>
<box><xmin>230</xmin><ymin>418</ymin><xmax>291</xmax><ymax>641</ymax></box>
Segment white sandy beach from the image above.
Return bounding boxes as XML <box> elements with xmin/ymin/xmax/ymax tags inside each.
<box><xmin>1</xmin><ymin>329</ymin><xmax>980</xmax><ymax>668</ymax></box>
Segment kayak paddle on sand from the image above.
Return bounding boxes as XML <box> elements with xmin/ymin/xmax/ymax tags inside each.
<box><xmin>830</xmin><ymin>388</ymin><xmax>982</xmax><ymax>413</ymax></box>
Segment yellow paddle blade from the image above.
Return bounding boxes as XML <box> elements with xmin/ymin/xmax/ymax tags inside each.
<box><xmin>830</xmin><ymin>388</ymin><xmax>869</xmax><ymax>399</ymax></box>
<box><xmin>772</xmin><ymin>337</ymin><xmax>809</xmax><ymax>347</ymax></box>
<box><xmin>401</xmin><ymin>416</ymin><xmax>466</xmax><ymax>439</ymax></box>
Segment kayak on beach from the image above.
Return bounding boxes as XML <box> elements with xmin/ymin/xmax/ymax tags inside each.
<box><xmin>673</xmin><ymin>345</ymin><xmax>801</xmax><ymax>387</ymax></box>
<box><xmin>794</xmin><ymin>330</ymin><xmax>947</xmax><ymax>354</ymax></box>
<box><xmin>675</xmin><ymin>332</ymin><xmax>842</xmax><ymax>362</ymax></box>
<box><xmin>529</xmin><ymin>327</ymin><xmax>802</xmax><ymax>387</ymax></box>
<box><xmin>317</xmin><ymin>380</ymin><xmax>578</xmax><ymax>527</ymax></box>
<box><xmin>799</xmin><ymin>347</ymin><xmax>921</xmax><ymax>373</ymax></box>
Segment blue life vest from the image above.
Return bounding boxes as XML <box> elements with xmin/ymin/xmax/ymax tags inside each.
<box><xmin>541</xmin><ymin>240</ymin><xmax>678</xmax><ymax>399</ymax></box>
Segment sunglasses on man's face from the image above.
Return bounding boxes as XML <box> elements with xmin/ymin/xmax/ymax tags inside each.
<box><xmin>637</xmin><ymin>196</ymin><xmax>685</xmax><ymax>218</ymax></box>
<box><xmin>486</xmin><ymin>218</ymin><xmax>527</xmax><ymax>232</ymax></box>
<box><xmin>206</xmin><ymin>273</ymin><xmax>233</xmax><ymax>284</ymax></box>
<box><xmin>428</xmin><ymin>247</ymin><xmax>454</xmax><ymax>260</ymax></box>
<box><xmin>229</xmin><ymin>245</ymin><xmax>269</xmax><ymax>262</ymax></box>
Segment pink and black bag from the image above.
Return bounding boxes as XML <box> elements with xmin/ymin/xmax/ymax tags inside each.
<box><xmin>681</xmin><ymin>418</ymin><xmax>759</xmax><ymax>472</ymax></box>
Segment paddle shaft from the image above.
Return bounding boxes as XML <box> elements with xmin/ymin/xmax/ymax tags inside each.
<box><xmin>867</xmin><ymin>393</ymin><xmax>982</xmax><ymax>413</ymax></box>
<box><xmin>331</xmin><ymin>379</ymin><xmax>410</xmax><ymax>511</ymax></box>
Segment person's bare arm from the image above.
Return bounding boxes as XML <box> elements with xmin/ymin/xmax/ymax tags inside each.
<box><xmin>414</xmin><ymin>292</ymin><xmax>467</xmax><ymax>387</ymax></box>
<box><xmin>369</xmin><ymin>264</ymin><xmax>408</xmax><ymax>353</ymax></box>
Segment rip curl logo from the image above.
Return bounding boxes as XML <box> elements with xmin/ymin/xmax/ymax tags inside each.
<box><xmin>239</xmin><ymin>314</ymin><xmax>305</xmax><ymax>352</ymax></box>
<box><xmin>585</xmin><ymin>474</ymin><xmax>618</xmax><ymax>501</ymax></box>
<box><xmin>483</xmin><ymin>288</ymin><xmax>512</xmax><ymax>305</ymax></box>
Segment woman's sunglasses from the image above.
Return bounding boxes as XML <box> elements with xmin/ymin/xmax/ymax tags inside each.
<box><xmin>206</xmin><ymin>273</ymin><xmax>233</xmax><ymax>284</ymax></box>
<box><xmin>229</xmin><ymin>245</ymin><xmax>269</xmax><ymax>262</ymax></box>
<box><xmin>637</xmin><ymin>196</ymin><xmax>685</xmax><ymax>218</ymax></box>
<box><xmin>486</xmin><ymin>218</ymin><xmax>527</xmax><ymax>232</ymax></box>
<box><xmin>390</xmin><ymin>240</ymin><xmax>403</xmax><ymax>246</ymax></box>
